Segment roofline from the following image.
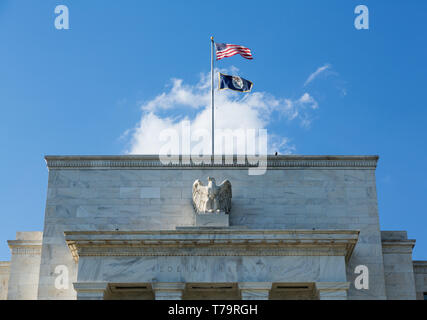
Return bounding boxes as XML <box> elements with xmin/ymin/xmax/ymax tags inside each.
<box><xmin>45</xmin><ymin>154</ymin><xmax>379</xmax><ymax>161</ymax></box>
<box><xmin>44</xmin><ymin>154</ymin><xmax>379</xmax><ymax>170</ymax></box>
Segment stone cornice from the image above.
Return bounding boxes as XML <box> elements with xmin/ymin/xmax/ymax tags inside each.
<box><xmin>381</xmin><ymin>239</ymin><xmax>416</xmax><ymax>254</ymax></box>
<box><xmin>413</xmin><ymin>261</ymin><xmax>427</xmax><ymax>273</ymax></box>
<box><xmin>45</xmin><ymin>155</ymin><xmax>378</xmax><ymax>170</ymax></box>
<box><xmin>0</xmin><ymin>261</ymin><xmax>10</xmax><ymax>274</ymax></box>
<box><xmin>64</xmin><ymin>229</ymin><xmax>359</xmax><ymax>263</ymax></box>
<box><xmin>7</xmin><ymin>240</ymin><xmax>43</xmax><ymax>256</ymax></box>
<box><xmin>7</xmin><ymin>240</ymin><xmax>42</xmax><ymax>247</ymax></box>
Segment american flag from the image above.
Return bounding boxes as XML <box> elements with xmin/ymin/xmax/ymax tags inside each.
<box><xmin>215</xmin><ymin>43</ymin><xmax>253</xmax><ymax>60</ymax></box>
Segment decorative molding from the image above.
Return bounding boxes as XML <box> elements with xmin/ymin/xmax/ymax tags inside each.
<box><xmin>69</xmin><ymin>246</ymin><xmax>350</xmax><ymax>259</ymax></box>
<box><xmin>45</xmin><ymin>155</ymin><xmax>378</xmax><ymax>170</ymax></box>
<box><xmin>73</xmin><ymin>282</ymin><xmax>109</xmax><ymax>292</ymax></box>
<box><xmin>64</xmin><ymin>229</ymin><xmax>359</xmax><ymax>263</ymax></box>
<box><xmin>381</xmin><ymin>239</ymin><xmax>416</xmax><ymax>254</ymax></box>
<box><xmin>413</xmin><ymin>261</ymin><xmax>427</xmax><ymax>274</ymax></box>
<box><xmin>0</xmin><ymin>261</ymin><xmax>10</xmax><ymax>274</ymax></box>
<box><xmin>73</xmin><ymin>282</ymin><xmax>110</xmax><ymax>300</ymax></box>
<box><xmin>9</xmin><ymin>248</ymin><xmax>42</xmax><ymax>256</ymax></box>
<box><xmin>315</xmin><ymin>282</ymin><xmax>350</xmax><ymax>300</ymax></box>
<box><xmin>7</xmin><ymin>240</ymin><xmax>42</xmax><ymax>256</ymax></box>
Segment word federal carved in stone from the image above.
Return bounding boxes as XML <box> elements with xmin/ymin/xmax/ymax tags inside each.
<box><xmin>192</xmin><ymin>177</ymin><xmax>232</xmax><ymax>214</ymax></box>
<box><xmin>149</xmin><ymin>263</ymin><xmax>291</xmax><ymax>274</ymax></box>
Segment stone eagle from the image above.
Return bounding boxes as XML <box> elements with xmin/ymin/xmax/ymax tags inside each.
<box><xmin>192</xmin><ymin>177</ymin><xmax>232</xmax><ymax>214</ymax></box>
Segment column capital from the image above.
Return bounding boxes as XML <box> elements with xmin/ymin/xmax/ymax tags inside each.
<box><xmin>152</xmin><ymin>282</ymin><xmax>186</xmax><ymax>291</ymax></box>
<box><xmin>238</xmin><ymin>282</ymin><xmax>272</xmax><ymax>290</ymax></box>
<box><xmin>152</xmin><ymin>282</ymin><xmax>185</xmax><ymax>300</ymax></box>
<box><xmin>239</xmin><ymin>282</ymin><xmax>272</xmax><ymax>300</ymax></box>
<box><xmin>73</xmin><ymin>282</ymin><xmax>109</xmax><ymax>300</ymax></box>
<box><xmin>315</xmin><ymin>282</ymin><xmax>350</xmax><ymax>300</ymax></box>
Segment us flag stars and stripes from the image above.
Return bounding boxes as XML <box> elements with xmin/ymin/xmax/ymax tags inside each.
<box><xmin>215</xmin><ymin>43</ymin><xmax>253</xmax><ymax>60</ymax></box>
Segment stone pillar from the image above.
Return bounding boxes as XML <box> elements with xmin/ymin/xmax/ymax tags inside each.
<box><xmin>315</xmin><ymin>282</ymin><xmax>350</xmax><ymax>300</ymax></box>
<box><xmin>239</xmin><ymin>282</ymin><xmax>272</xmax><ymax>300</ymax></box>
<box><xmin>152</xmin><ymin>282</ymin><xmax>185</xmax><ymax>300</ymax></box>
<box><xmin>413</xmin><ymin>261</ymin><xmax>427</xmax><ymax>300</ymax></box>
<box><xmin>381</xmin><ymin>231</ymin><xmax>417</xmax><ymax>299</ymax></box>
<box><xmin>7</xmin><ymin>232</ymin><xmax>43</xmax><ymax>300</ymax></box>
<box><xmin>73</xmin><ymin>282</ymin><xmax>109</xmax><ymax>300</ymax></box>
<box><xmin>0</xmin><ymin>262</ymin><xmax>10</xmax><ymax>300</ymax></box>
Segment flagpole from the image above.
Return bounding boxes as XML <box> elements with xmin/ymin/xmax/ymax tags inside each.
<box><xmin>210</xmin><ymin>36</ymin><xmax>214</xmax><ymax>157</ymax></box>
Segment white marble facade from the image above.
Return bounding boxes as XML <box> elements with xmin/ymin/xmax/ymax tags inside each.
<box><xmin>0</xmin><ymin>155</ymin><xmax>425</xmax><ymax>300</ymax></box>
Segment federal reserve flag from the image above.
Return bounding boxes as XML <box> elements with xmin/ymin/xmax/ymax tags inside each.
<box><xmin>218</xmin><ymin>73</ymin><xmax>253</xmax><ymax>92</ymax></box>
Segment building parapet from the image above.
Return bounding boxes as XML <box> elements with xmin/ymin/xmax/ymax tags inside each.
<box><xmin>45</xmin><ymin>155</ymin><xmax>379</xmax><ymax>170</ymax></box>
<box><xmin>381</xmin><ymin>231</ymin><xmax>416</xmax><ymax>254</ymax></box>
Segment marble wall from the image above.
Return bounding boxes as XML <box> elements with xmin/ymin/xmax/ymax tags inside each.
<box><xmin>381</xmin><ymin>231</ymin><xmax>416</xmax><ymax>300</ymax></box>
<box><xmin>38</xmin><ymin>156</ymin><xmax>387</xmax><ymax>299</ymax></box>
<box><xmin>413</xmin><ymin>261</ymin><xmax>427</xmax><ymax>300</ymax></box>
<box><xmin>0</xmin><ymin>262</ymin><xmax>10</xmax><ymax>300</ymax></box>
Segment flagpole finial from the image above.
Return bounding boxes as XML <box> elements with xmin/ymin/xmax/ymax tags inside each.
<box><xmin>210</xmin><ymin>36</ymin><xmax>214</xmax><ymax>41</ymax></box>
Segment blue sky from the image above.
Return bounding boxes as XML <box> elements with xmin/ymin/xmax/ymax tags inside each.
<box><xmin>0</xmin><ymin>0</ymin><xmax>426</xmax><ymax>260</ymax></box>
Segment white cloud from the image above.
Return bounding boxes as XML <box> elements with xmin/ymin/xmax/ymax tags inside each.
<box><xmin>269</xmin><ymin>135</ymin><xmax>296</xmax><ymax>155</ymax></box>
<box><xmin>142</xmin><ymin>78</ymin><xmax>209</xmax><ymax>111</ymax></box>
<box><xmin>304</xmin><ymin>64</ymin><xmax>331</xmax><ymax>87</ymax></box>
<box><xmin>124</xmin><ymin>68</ymin><xmax>319</xmax><ymax>155</ymax></box>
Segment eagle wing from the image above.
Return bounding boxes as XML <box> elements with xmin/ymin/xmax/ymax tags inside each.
<box><xmin>192</xmin><ymin>179</ymin><xmax>208</xmax><ymax>213</ymax></box>
<box><xmin>218</xmin><ymin>179</ymin><xmax>232</xmax><ymax>214</ymax></box>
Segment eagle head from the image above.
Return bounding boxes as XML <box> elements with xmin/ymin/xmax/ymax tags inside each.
<box><xmin>207</xmin><ymin>177</ymin><xmax>216</xmax><ymax>184</ymax></box>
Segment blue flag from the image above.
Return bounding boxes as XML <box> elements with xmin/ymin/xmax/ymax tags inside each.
<box><xmin>218</xmin><ymin>73</ymin><xmax>253</xmax><ymax>92</ymax></box>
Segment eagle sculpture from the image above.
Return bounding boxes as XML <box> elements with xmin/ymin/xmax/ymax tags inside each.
<box><xmin>192</xmin><ymin>177</ymin><xmax>232</xmax><ymax>214</ymax></box>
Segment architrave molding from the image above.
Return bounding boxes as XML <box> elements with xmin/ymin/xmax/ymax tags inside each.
<box><xmin>64</xmin><ymin>229</ymin><xmax>359</xmax><ymax>263</ymax></box>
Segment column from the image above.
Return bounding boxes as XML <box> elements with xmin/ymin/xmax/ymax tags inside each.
<box><xmin>152</xmin><ymin>282</ymin><xmax>185</xmax><ymax>300</ymax></box>
<box><xmin>315</xmin><ymin>282</ymin><xmax>350</xmax><ymax>300</ymax></box>
<box><xmin>7</xmin><ymin>232</ymin><xmax>43</xmax><ymax>300</ymax></box>
<box><xmin>0</xmin><ymin>262</ymin><xmax>10</xmax><ymax>300</ymax></box>
<box><xmin>73</xmin><ymin>282</ymin><xmax>109</xmax><ymax>300</ymax></box>
<box><xmin>239</xmin><ymin>282</ymin><xmax>272</xmax><ymax>300</ymax></box>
